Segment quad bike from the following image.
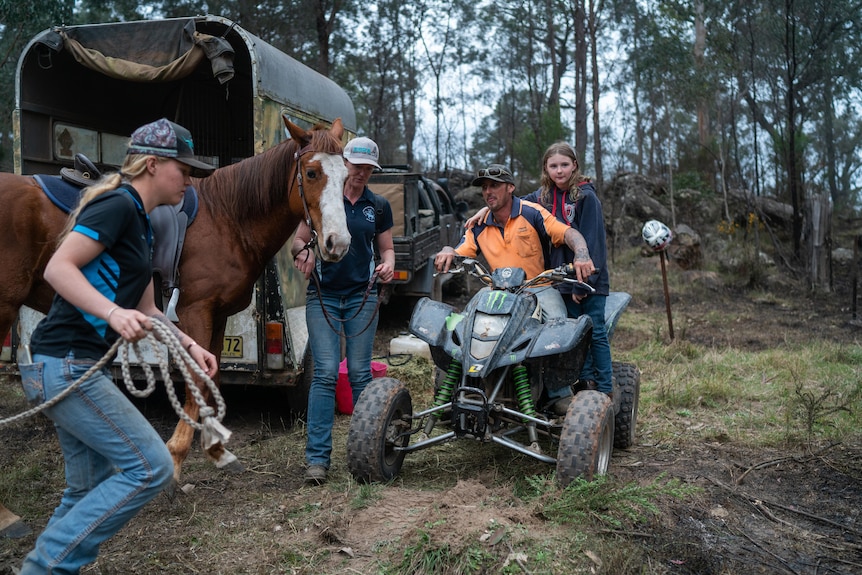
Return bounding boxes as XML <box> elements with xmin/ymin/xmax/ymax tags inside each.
<box><xmin>346</xmin><ymin>258</ymin><xmax>640</xmax><ymax>486</ymax></box>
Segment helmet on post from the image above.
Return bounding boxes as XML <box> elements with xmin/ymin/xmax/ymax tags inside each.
<box><xmin>642</xmin><ymin>220</ymin><xmax>673</xmax><ymax>251</ymax></box>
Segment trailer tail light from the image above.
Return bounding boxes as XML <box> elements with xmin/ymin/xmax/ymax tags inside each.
<box><xmin>265</xmin><ymin>322</ymin><xmax>285</xmax><ymax>370</ymax></box>
<box><xmin>1</xmin><ymin>331</ymin><xmax>11</xmax><ymax>362</ymax></box>
<box><xmin>393</xmin><ymin>270</ymin><xmax>410</xmax><ymax>281</ymax></box>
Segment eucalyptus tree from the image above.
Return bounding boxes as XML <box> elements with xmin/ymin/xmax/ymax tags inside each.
<box><xmin>726</xmin><ymin>0</ymin><xmax>862</xmax><ymax>258</ymax></box>
<box><xmin>470</xmin><ymin>0</ymin><xmax>575</xmax><ymax>181</ymax></box>
<box><xmin>332</xmin><ymin>0</ymin><xmax>415</xmax><ymax>165</ymax></box>
<box><xmin>410</xmin><ymin>0</ymin><xmax>479</xmax><ymax>173</ymax></box>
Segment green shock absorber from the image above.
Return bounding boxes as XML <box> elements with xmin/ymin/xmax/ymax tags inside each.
<box><xmin>434</xmin><ymin>358</ymin><xmax>462</xmax><ymax>407</ymax></box>
<box><xmin>513</xmin><ymin>364</ymin><xmax>536</xmax><ymax>418</ymax></box>
<box><xmin>423</xmin><ymin>358</ymin><xmax>462</xmax><ymax>436</ymax></box>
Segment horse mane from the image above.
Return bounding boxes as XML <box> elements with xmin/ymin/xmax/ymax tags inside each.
<box><xmin>197</xmin><ymin>123</ymin><xmax>344</xmax><ymax>222</ymax></box>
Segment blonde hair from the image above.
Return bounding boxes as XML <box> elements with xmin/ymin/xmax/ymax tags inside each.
<box><xmin>58</xmin><ymin>154</ymin><xmax>153</xmax><ymax>243</ymax></box>
<box><xmin>538</xmin><ymin>142</ymin><xmax>588</xmax><ymax>206</ymax></box>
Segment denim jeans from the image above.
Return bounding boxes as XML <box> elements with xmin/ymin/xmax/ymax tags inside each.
<box><xmin>526</xmin><ymin>286</ymin><xmax>567</xmax><ymax>321</ymax></box>
<box><xmin>305</xmin><ymin>291</ymin><xmax>379</xmax><ymax>468</ymax></box>
<box><xmin>19</xmin><ymin>353</ymin><xmax>173</xmax><ymax>575</ymax></box>
<box><xmin>566</xmin><ymin>294</ymin><xmax>612</xmax><ymax>394</ymax></box>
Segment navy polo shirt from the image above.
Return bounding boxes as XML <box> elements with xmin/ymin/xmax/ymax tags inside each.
<box><xmin>31</xmin><ymin>186</ymin><xmax>154</xmax><ymax>360</ymax></box>
<box><xmin>310</xmin><ymin>186</ymin><xmax>393</xmax><ymax>296</ymax></box>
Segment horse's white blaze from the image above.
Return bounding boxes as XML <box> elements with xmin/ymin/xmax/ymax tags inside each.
<box><xmin>315</xmin><ymin>153</ymin><xmax>351</xmax><ymax>261</ymax></box>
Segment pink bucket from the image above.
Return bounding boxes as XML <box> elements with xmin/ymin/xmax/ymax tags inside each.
<box><xmin>336</xmin><ymin>359</ymin><xmax>388</xmax><ymax>415</ymax></box>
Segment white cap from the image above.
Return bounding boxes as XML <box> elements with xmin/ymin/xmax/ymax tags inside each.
<box><xmin>344</xmin><ymin>137</ymin><xmax>381</xmax><ymax>169</ymax></box>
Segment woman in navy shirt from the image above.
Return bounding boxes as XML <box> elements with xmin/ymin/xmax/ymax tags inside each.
<box><xmin>292</xmin><ymin>136</ymin><xmax>395</xmax><ymax>485</ymax></box>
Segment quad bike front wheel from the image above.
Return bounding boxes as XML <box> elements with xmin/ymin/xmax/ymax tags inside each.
<box><xmin>556</xmin><ymin>390</ymin><xmax>614</xmax><ymax>486</ymax></box>
<box><xmin>347</xmin><ymin>377</ymin><xmax>413</xmax><ymax>483</ymax></box>
<box><xmin>612</xmin><ymin>361</ymin><xmax>640</xmax><ymax>449</ymax></box>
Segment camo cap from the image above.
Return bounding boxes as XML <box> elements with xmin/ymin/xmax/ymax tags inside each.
<box><xmin>127</xmin><ymin>118</ymin><xmax>215</xmax><ymax>177</ymax></box>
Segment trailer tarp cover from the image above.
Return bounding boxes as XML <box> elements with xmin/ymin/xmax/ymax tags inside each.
<box><xmin>41</xmin><ymin>19</ymin><xmax>234</xmax><ymax>84</ymax></box>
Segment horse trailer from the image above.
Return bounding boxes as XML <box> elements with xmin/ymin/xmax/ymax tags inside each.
<box><xmin>5</xmin><ymin>16</ymin><xmax>357</xmax><ymax>400</ymax></box>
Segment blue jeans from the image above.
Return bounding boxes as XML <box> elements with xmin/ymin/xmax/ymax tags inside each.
<box><xmin>305</xmin><ymin>291</ymin><xmax>379</xmax><ymax>468</ymax></box>
<box><xmin>19</xmin><ymin>353</ymin><xmax>173</xmax><ymax>575</ymax></box>
<box><xmin>566</xmin><ymin>294</ymin><xmax>612</xmax><ymax>394</ymax></box>
<box><xmin>526</xmin><ymin>286</ymin><xmax>567</xmax><ymax>321</ymax></box>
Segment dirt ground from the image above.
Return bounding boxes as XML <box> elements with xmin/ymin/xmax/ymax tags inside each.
<box><xmin>2</xmin><ymin>253</ymin><xmax>862</xmax><ymax>574</ymax></box>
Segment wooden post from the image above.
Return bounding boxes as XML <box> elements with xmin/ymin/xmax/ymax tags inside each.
<box><xmin>660</xmin><ymin>250</ymin><xmax>675</xmax><ymax>341</ymax></box>
<box><xmin>853</xmin><ymin>236</ymin><xmax>859</xmax><ymax>320</ymax></box>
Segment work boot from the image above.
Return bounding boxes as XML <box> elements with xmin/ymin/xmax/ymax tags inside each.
<box><xmin>304</xmin><ymin>464</ymin><xmax>327</xmax><ymax>485</ymax></box>
<box><xmin>572</xmin><ymin>379</ymin><xmax>598</xmax><ymax>394</ymax></box>
<box><xmin>551</xmin><ymin>395</ymin><xmax>573</xmax><ymax>416</ymax></box>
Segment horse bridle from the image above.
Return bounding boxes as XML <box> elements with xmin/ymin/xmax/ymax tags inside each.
<box><xmin>291</xmin><ymin>143</ymin><xmax>382</xmax><ymax>338</ymax></box>
<box><xmin>293</xmin><ymin>144</ymin><xmax>319</xmax><ymax>251</ymax></box>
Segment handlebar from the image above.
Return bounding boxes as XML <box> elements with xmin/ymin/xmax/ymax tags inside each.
<box><xmin>435</xmin><ymin>257</ymin><xmax>596</xmax><ymax>294</ymax></box>
<box><xmin>523</xmin><ymin>263</ymin><xmax>596</xmax><ymax>293</ymax></box>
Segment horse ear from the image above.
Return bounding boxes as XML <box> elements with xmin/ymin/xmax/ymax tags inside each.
<box><xmin>283</xmin><ymin>115</ymin><xmax>308</xmax><ymax>143</ymax></box>
<box><xmin>330</xmin><ymin>118</ymin><xmax>344</xmax><ymax>140</ymax></box>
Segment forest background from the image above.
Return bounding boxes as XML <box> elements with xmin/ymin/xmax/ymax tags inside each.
<box><xmin>1</xmin><ymin>0</ymin><xmax>861</xmax><ymax>273</ymax></box>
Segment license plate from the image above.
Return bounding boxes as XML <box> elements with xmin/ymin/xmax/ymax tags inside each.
<box><xmin>222</xmin><ymin>336</ymin><xmax>243</xmax><ymax>358</ymax></box>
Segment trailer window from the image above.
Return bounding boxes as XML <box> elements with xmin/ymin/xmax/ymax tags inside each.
<box><xmin>53</xmin><ymin>124</ymin><xmax>99</xmax><ymax>163</ymax></box>
<box><xmin>101</xmin><ymin>132</ymin><xmax>130</xmax><ymax>167</ymax></box>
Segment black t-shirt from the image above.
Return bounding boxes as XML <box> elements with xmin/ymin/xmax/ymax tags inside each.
<box><xmin>31</xmin><ymin>186</ymin><xmax>154</xmax><ymax>360</ymax></box>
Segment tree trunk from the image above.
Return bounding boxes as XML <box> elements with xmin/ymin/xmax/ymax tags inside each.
<box><xmin>574</xmin><ymin>0</ymin><xmax>587</xmax><ymax>158</ymax></box>
<box><xmin>694</xmin><ymin>0</ymin><xmax>709</xmax><ymax>146</ymax></box>
<box><xmin>313</xmin><ymin>0</ymin><xmax>338</xmax><ymax>76</ymax></box>
<box><xmin>785</xmin><ymin>0</ymin><xmax>803</xmax><ymax>259</ymax></box>
<box><xmin>589</xmin><ymin>0</ymin><xmax>603</xmax><ymax>190</ymax></box>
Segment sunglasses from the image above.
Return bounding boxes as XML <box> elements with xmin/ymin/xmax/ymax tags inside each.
<box><xmin>477</xmin><ymin>167</ymin><xmax>511</xmax><ymax>178</ymax></box>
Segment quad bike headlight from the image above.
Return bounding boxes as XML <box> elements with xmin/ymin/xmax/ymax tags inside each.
<box><xmin>470</xmin><ymin>312</ymin><xmax>506</xmax><ymax>359</ymax></box>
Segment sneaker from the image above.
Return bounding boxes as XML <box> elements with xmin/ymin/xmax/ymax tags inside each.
<box><xmin>551</xmin><ymin>395</ymin><xmax>573</xmax><ymax>416</ymax></box>
<box><xmin>304</xmin><ymin>464</ymin><xmax>327</xmax><ymax>485</ymax></box>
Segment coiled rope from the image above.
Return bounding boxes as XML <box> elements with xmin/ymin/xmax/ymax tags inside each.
<box><xmin>0</xmin><ymin>317</ymin><xmax>231</xmax><ymax>449</ymax></box>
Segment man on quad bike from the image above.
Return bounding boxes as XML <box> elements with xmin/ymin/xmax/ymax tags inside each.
<box><xmin>434</xmin><ymin>163</ymin><xmax>595</xmax><ymax>322</ymax></box>
<box><xmin>345</xmin><ymin>164</ymin><xmax>640</xmax><ymax>485</ymax></box>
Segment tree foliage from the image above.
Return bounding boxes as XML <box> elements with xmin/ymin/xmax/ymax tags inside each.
<box><xmin>2</xmin><ymin>0</ymin><xmax>862</xmax><ymax>265</ymax></box>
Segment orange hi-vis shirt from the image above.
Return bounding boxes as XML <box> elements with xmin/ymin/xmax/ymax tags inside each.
<box><xmin>453</xmin><ymin>196</ymin><xmax>571</xmax><ymax>279</ymax></box>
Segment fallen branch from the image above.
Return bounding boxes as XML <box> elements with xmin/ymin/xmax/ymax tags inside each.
<box><xmin>597</xmin><ymin>528</ymin><xmax>656</xmax><ymax>538</ymax></box>
<box><xmin>735</xmin><ymin>443</ymin><xmax>839</xmax><ymax>485</ymax></box>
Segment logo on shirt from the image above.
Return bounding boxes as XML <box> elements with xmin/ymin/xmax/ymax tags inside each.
<box><xmin>564</xmin><ymin>203</ymin><xmax>576</xmax><ymax>224</ymax></box>
<box><xmin>363</xmin><ymin>206</ymin><xmax>376</xmax><ymax>222</ymax></box>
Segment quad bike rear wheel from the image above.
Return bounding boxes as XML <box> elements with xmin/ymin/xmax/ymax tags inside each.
<box><xmin>347</xmin><ymin>377</ymin><xmax>413</xmax><ymax>483</ymax></box>
<box><xmin>612</xmin><ymin>361</ymin><xmax>640</xmax><ymax>449</ymax></box>
<box><xmin>556</xmin><ymin>390</ymin><xmax>614</xmax><ymax>486</ymax></box>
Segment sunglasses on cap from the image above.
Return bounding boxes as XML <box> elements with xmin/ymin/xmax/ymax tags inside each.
<box><xmin>477</xmin><ymin>166</ymin><xmax>511</xmax><ymax>178</ymax></box>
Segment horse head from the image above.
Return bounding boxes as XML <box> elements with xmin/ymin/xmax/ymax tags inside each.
<box><xmin>285</xmin><ymin>117</ymin><xmax>350</xmax><ymax>262</ymax></box>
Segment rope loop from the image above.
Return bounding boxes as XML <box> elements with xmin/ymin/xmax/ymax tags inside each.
<box><xmin>0</xmin><ymin>316</ymin><xmax>229</xmax><ymax>445</ymax></box>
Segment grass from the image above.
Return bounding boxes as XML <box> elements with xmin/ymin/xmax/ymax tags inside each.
<box><xmin>4</xmin><ymin>245</ymin><xmax>862</xmax><ymax>574</ymax></box>
<box><xmin>621</xmin><ymin>337</ymin><xmax>862</xmax><ymax>448</ymax></box>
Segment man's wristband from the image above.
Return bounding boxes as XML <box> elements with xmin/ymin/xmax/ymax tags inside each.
<box><xmin>185</xmin><ymin>340</ymin><xmax>198</xmax><ymax>352</ymax></box>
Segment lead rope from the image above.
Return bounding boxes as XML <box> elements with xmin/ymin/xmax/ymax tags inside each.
<box><xmin>0</xmin><ymin>317</ymin><xmax>231</xmax><ymax>450</ymax></box>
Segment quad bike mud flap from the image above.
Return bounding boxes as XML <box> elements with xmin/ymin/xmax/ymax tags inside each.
<box><xmin>556</xmin><ymin>390</ymin><xmax>615</xmax><ymax>487</ymax></box>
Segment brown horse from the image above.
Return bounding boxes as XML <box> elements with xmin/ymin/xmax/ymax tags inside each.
<box><xmin>0</xmin><ymin>117</ymin><xmax>350</xmax><ymax>483</ymax></box>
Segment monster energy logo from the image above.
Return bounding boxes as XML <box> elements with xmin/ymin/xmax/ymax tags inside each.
<box><xmin>445</xmin><ymin>312</ymin><xmax>464</xmax><ymax>331</ymax></box>
<box><xmin>485</xmin><ymin>291</ymin><xmax>507</xmax><ymax>310</ymax></box>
